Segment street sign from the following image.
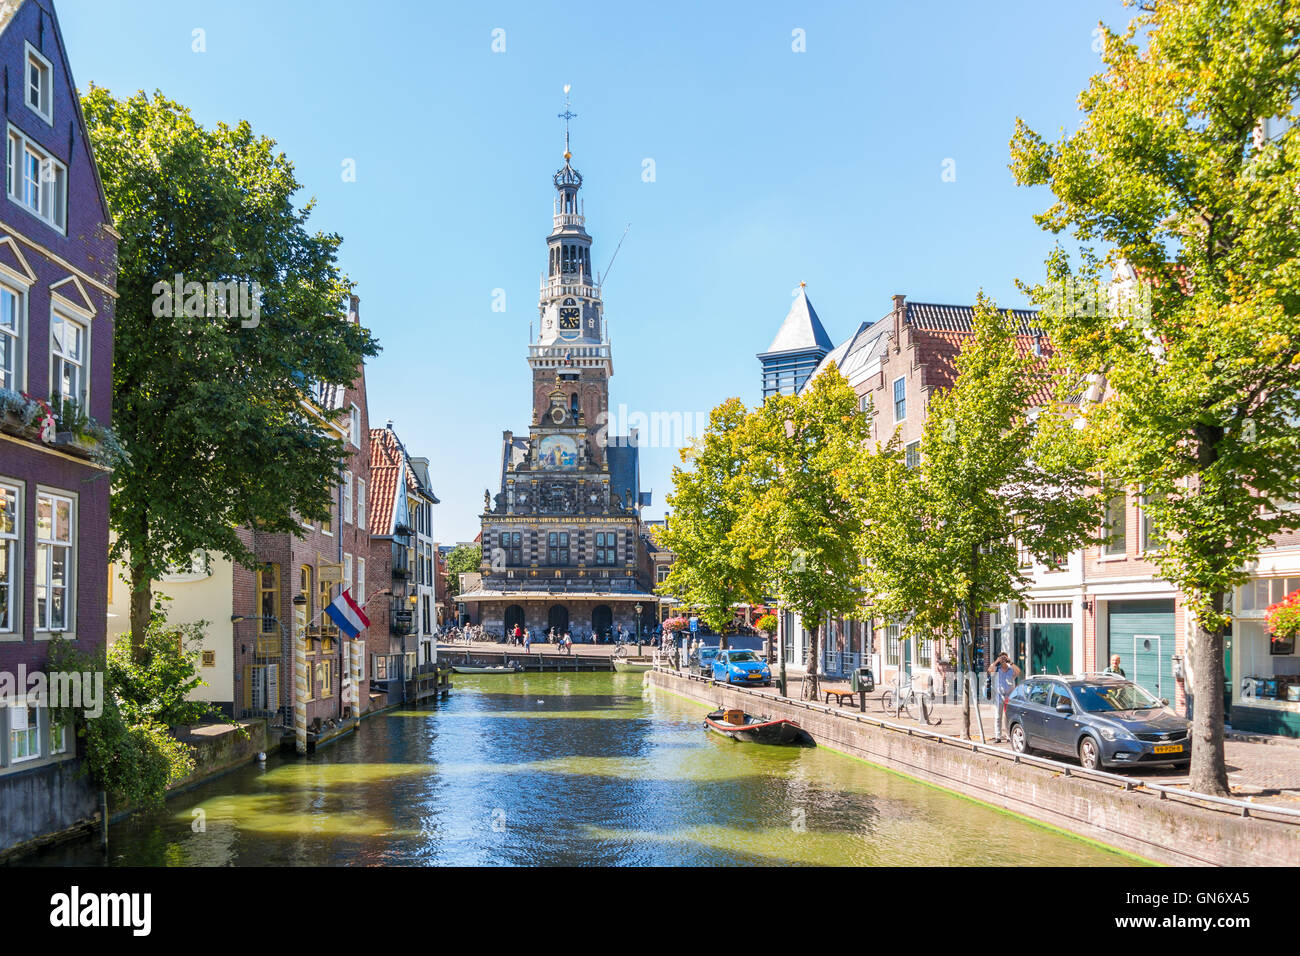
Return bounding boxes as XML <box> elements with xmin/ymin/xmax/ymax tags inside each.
<box><xmin>689</xmin><ymin>616</ymin><xmax>698</xmax><ymax>632</ymax></box>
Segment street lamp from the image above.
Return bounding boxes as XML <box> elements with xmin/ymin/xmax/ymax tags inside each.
<box><xmin>635</xmin><ymin>603</ymin><xmax>643</xmax><ymax>651</ymax></box>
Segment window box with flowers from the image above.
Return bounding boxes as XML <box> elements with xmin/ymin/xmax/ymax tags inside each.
<box><xmin>0</xmin><ymin>388</ymin><xmax>127</xmax><ymax>469</ymax></box>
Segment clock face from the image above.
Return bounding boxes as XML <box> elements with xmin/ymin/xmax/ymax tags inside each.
<box><xmin>558</xmin><ymin>298</ymin><xmax>580</xmax><ymax>331</ymax></box>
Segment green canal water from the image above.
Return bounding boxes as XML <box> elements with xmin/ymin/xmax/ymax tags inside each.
<box><xmin>25</xmin><ymin>672</ymin><xmax>1144</xmax><ymax>866</ymax></box>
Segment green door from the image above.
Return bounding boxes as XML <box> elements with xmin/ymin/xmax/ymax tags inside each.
<box><xmin>1029</xmin><ymin>623</ymin><xmax>1073</xmax><ymax>676</ymax></box>
<box><xmin>1108</xmin><ymin>600</ymin><xmax>1176</xmax><ymax>702</ymax></box>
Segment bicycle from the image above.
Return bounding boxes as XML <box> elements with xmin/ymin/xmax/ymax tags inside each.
<box><xmin>881</xmin><ymin>674</ymin><xmax>941</xmax><ymax>725</ymax></box>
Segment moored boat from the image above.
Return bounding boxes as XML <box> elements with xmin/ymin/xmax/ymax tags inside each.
<box><xmin>703</xmin><ymin>708</ymin><xmax>813</xmax><ymax>745</ymax></box>
<box><xmin>451</xmin><ymin>664</ymin><xmax>522</xmax><ymax>674</ymax></box>
<box><xmin>612</xmin><ymin>657</ymin><xmax>654</xmax><ymax>673</ymax></box>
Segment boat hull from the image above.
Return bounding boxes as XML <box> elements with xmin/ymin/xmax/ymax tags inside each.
<box><xmin>612</xmin><ymin>658</ymin><xmax>653</xmax><ymax>673</ymax></box>
<box><xmin>703</xmin><ymin>709</ymin><xmax>813</xmax><ymax>745</ymax></box>
<box><xmin>451</xmin><ymin>666</ymin><xmax>520</xmax><ymax>674</ymax></box>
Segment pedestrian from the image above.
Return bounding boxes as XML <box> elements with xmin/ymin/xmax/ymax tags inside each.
<box><xmin>987</xmin><ymin>653</ymin><xmax>1021</xmax><ymax>743</ymax></box>
<box><xmin>512</xmin><ymin>623</ymin><xmax>524</xmax><ymax>646</ymax></box>
<box><xmin>563</xmin><ymin>631</ymin><xmax>572</xmax><ymax>655</ymax></box>
<box><xmin>1104</xmin><ymin>654</ymin><xmax>1126</xmax><ymax>678</ymax></box>
<box><xmin>523</xmin><ymin>628</ymin><xmax>532</xmax><ymax>653</ymax></box>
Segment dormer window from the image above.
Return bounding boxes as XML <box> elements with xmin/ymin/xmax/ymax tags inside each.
<box><xmin>7</xmin><ymin>126</ymin><xmax>67</xmax><ymax>231</ymax></box>
<box><xmin>25</xmin><ymin>44</ymin><xmax>52</xmax><ymax>124</ymax></box>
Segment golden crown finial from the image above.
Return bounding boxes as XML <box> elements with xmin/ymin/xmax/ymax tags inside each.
<box><xmin>800</xmin><ymin>280</ymin><xmax>807</xmax><ymax>288</ymax></box>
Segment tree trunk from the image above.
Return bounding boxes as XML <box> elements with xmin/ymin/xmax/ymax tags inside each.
<box><xmin>805</xmin><ymin>617</ymin><xmax>821</xmax><ymax>700</ymax></box>
<box><xmin>128</xmin><ymin>560</ymin><xmax>152</xmax><ymax>663</ymax></box>
<box><xmin>960</xmin><ymin>624</ymin><xmax>971</xmax><ymax>740</ymax></box>
<box><xmin>1188</xmin><ymin>596</ymin><xmax>1229</xmax><ymax>796</ymax></box>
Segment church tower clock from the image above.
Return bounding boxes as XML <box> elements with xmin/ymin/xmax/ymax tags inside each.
<box><xmin>529</xmin><ymin>94</ymin><xmax>612</xmax><ymax>465</ymax></box>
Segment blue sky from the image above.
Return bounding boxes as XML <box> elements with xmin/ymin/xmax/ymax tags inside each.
<box><xmin>57</xmin><ymin>0</ymin><xmax>1126</xmax><ymax>543</ymax></box>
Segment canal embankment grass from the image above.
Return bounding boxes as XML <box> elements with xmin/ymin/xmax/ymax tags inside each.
<box><xmin>646</xmin><ymin>669</ymin><xmax>1300</xmax><ymax>867</ymax></box>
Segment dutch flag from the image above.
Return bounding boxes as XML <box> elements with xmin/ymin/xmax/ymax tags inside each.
<box><xmin>325</xmin><ymin>589</ymin><xmax>370</xmax><ymax>639</ymax></box>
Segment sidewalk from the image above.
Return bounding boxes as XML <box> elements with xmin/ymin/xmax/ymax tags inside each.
<box><xmin>724</xmin><ymin>671</ymin><xmax>1300</xmax><ymax>809</ymax></box>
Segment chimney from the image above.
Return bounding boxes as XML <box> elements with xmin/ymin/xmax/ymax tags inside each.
<box><xmin>892</xmin><ymin>294</ymin><xmax>906</xmax><ymax>352</ymax></box>
<box><xmin>386</xmin><ymin>419</ymin><xmax>394</xmax><ymax>431</ymax></box>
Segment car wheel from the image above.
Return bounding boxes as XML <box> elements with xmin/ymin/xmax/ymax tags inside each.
<box><xmin>1010</xmin><ymin>722</ymin><xmax>1028</xmax><ymax>754</ymax></box>
<box><xmin>1078</xmin><ymin>736</ymin><xmax>1101</xmax><ymax>771</ymax></box>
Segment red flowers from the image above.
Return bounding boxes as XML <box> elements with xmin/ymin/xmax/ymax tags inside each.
<box><xmin>1265</xmin><ymin>588</ymin><xmax>1300</xmax><ymax>643</ymax></box>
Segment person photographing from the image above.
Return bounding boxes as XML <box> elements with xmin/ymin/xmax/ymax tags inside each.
<box><xmin>987</xmin><ymin>653</ymin><xmax>1022</xmax><ymax>743</ymax></box>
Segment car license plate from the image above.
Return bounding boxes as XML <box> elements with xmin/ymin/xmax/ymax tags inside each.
<box><xmin>1153</xmin><ymin>744</ymin><xmax>1184</xmax><ymax>754</ymax></box>
<box><xmin>748</xmin><ymin>673</ymin><xmax>762</xmax><ymax>680</ymax></box>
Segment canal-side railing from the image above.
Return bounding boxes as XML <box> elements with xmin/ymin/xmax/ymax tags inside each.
<box><xmin>654</xmin><ymin>666</ymin><xmax>1300</xmax><ymax>826</ymax></box>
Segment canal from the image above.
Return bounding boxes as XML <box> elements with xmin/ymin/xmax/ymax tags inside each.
<box><xmin>23</xmin><ymin>672</ymin><xmax>1143</xmax><ymax>866</ymax></box>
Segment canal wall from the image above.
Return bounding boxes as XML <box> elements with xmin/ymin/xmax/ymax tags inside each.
<box><xmin>648</xmin><ymin>670</ymin><xmax>1300</xmax><ymax>867</ymax></box>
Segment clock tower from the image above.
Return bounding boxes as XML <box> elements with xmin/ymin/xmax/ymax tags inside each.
<box><xmin>530</xmin><ymin>101</ymin><xmax>612</xmax><ymax>465</ymax></box>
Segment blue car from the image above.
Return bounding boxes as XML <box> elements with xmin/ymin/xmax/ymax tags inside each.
<box><xmin>693</xmin><ymin>646</ymin><xmax>720</xmax><ymax>678</ymax></box>
<box><xmin>712</xmin><ymin>649</ymin><xmax>772</xmax><ymax>686</ymax></box>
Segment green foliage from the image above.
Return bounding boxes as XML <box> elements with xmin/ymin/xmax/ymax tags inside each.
<box><xmin>1010</xmin><ymin>0</ymin><xmax>1300</xmax><ymax>793</ymax></box>
<box><xmin>107</xmin><ymin>616</ymin><xmax>221</xmax><ymax>728</ymax></box>
<box><xmin>47</xmin><ymin>638</ymin><xmax>195</xmax><ymax>809</ymax></box>
<box><xmin>83</xmin><ymin>87</ymin><xmax>380</xmax><ymax>646</ymax></box>
<box><xmin>657</xmin><ymin>398</ymin><xmax>764</xmax><ymax>633</ymax></box>
<box><xmin>444</xmin><ymin>544</ymin><xmax>482</xmax><ymax>598</ymax></box>
<box><xmin>737</xmin><ymin>367</ymin><xmax>870</xmax><ymax>691</ymax></box>
<box><xmin>852</xmin><ymin>297</ymin><xmax>1100</xmax><ymax>639</ymax></box>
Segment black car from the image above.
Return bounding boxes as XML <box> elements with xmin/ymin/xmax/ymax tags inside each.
<box><xmin>1004</xmin><ymin>674</ymin><xmax>1191</xmax><ymax>771</ymax></box>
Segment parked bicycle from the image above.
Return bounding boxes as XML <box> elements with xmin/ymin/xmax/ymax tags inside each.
<box><xmin>881</xmin><ymin>673</ymin><xmax>941</xmax><ymax>725</ymax></box>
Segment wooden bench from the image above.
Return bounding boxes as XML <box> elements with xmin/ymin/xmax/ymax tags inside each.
<box><xmin>822</xmin><ymin>685</ymin><xmax>859</xmax><ymax>706</ymax></box>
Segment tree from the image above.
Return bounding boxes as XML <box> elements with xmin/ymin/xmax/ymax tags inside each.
<box><xmin>849</xmin><ymin>297</ymin><xmax>1100</xmax><ymax>738</ymax></box>
<box><xmin>84</xmin><ymin>88</ymin><xmax>379</xmax><ymax>656</ymax></box>
<box><xmin>1010</xmin><ymin>0</ymin><xmax>1300</xmax><ymax>794</ymax></box>
<box><xmin>657</xmin><ymin>399</ymin><xmax>764</xmax><ymax>643</ymax></box>
<box><xmin>444</xmin><ymin>544</ymin><xmax>483</xmax><ymax>599</ymax></box>
<box><xmin>737</xmin><ymin>366</ymin><xmax>868</xmax><ymax>700</ymax></box>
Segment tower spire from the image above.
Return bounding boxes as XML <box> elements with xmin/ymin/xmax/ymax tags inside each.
<box><xmin>558</xmin><ymin>84</ymin><xmax>577</xmax><ymax>162</ymax></box>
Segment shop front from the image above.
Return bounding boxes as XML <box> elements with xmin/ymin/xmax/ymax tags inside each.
<box><xmin>1231</xmin><ymin>574</ymin><xmax>1300</xmax><ymax>738</ymax></box>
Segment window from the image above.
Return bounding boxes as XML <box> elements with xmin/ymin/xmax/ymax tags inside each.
<box><xmin>0</xmin><ymin>482</ymin><xmax>17</xmax><ymax>633</ymax></box>
<box><xmin>24</xmin><ymin>44</ymin><xmax>52</xmax><ymax>123</ymax></box>
<box><xmin>50</xmin><ymin>312</ymin><xmax>86</xmax><ymax>407</ymax></box>
<box><xmin>1139</xmin><ymin>492</ymin><xmax>1164</xmax><ymax>553</ymax></box>
<box><xmin>49</xmin><ymin>712</ymin><xmax>67</xmax><ymax>754</ymax></box>
<box><xmin>904</xmin><ymin>441</ymin><xmax>921</xmax><ymax>469</ymax></box>
<box><xmin>0</xmin><ymin>284</ymin><xmax>21</xmax><ymax>390</ymax></box>
<box><xmin>201</xmin><ymin>650</ymin><xmax>216</xmax><ymax>667</ymax></box>
<box><xmin>859</xmin><ymin>393</ymin><xmax>870</xmax><ymax>415</ymax></box>
<box><xmin>1103</xmin><ymin>494</ymin><xmax>1127</xmax><ymax>556</ymax></box>
<box><xmin>372</xmin><ymin>654</ymin><xmax>388</xmax><ymax>681</ymax></box>
<box><xmin>343</xmin><ymin>553</ymin><xmax>353</xmax><ymax>595</ymax></box>
<box><xmin>886</xmin><ymin>623</ymin><xmax>900</xmax><ymax>666</ymax></box>
<box><xmin>318</xmin><ymin>574</ymin><xmax>332</xmax><ymax>624</ymax></box>
<box><xmin>656</xmin><ymin>566</ymin><xmax>669</xmax><ymax>584</ymax></box>
<box><xmin>548</xmin><ymin>531</ymin><xmax>569</xmax><ymax>565</ymax></box>
<box><xmin>893</xmin><ymin>377</ymin><xmax>906</xmax><ymax>423</ymax></box>
<box><xmin>357</xmin><ymin>557</ymin><xmax>366</xmax><ymax>604</ymax></box>
<box><xmin>257</xmin><ymin>563</ymin><xmax>279</xmax><ymax>634</ymax></box>
<box><xmin>356</xmin><ymin>479</ymin><xmax>366</xmax><ymax>530</ymax></box>
<box><xmin>320</xmin><ymin>658</ymin><xmax>333</xmax><ymax>698</ymax></box>
<box><xmin>7</xmin><ymin>127</ymin><xmax>67</xmax><ymax>230</ymax></box>
<box><xmin>1027</xmin><ymin>681</ymin><xmax>1051</xmax><ymax>705</ymax></box>
<box><xmin>594</xmin><ymin>531</ymin><xmax>615</xmax><ymax>565</ymax></box>
<box><xmin>342</xmin><ymin>471</ymin><xmax>353</xmax><ymax>525</ymax></box>
<box><xmin>299</xmin><ymin>565</ymin><xmax>312</xmax><ymax>621</ymax></box>
<box><xmin>9</xmin><ymin>704</ymin><xmax>39</xmax><ymax>761</ymax></box>
<box><xmin>919</xmin><ymin>636</ymin><xmax>932</xmax><ymax>666</ymax></box>
<box><xmin>504</xmin><ymin>531</ymin><xmax>522</xmax><ymax>566</ymax></box>
<box><xmin>349</xmin><ymin>404</ymin><xmax>361</xmax><ymax>447</ymax></box>
<box><xmin>302</xmin><ymin>659</ymin><xmax>314</xmax><ymax>702</ymax></box>
<box><xmin>35</xmin><ymin>491</ymin><xmax>72</xmax><ymax>632</ymax></box>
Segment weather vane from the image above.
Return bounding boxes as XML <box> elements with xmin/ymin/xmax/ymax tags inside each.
<box><xmin>558</xmin><ymin>84</ymin><xmax>577</xmax><ymax>160</ymax></box>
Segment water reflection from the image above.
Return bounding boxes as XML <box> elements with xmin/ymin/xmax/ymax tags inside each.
<box><xmin>19</xmin><ymin>672</ymin><xmax>1143</xmax><ymax>867</ymax></box>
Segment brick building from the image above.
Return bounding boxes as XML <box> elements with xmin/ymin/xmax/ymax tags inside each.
<box><xmin>0</xmin><ymin>0</ymin><xmax>120</xmax><ymax>853</ymax></box>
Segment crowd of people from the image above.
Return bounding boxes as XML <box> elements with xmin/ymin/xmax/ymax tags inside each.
<box><xmin>501</xmin><ymin>622</ymin><xmax>665</xmax><ymax>653</ymax></box>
